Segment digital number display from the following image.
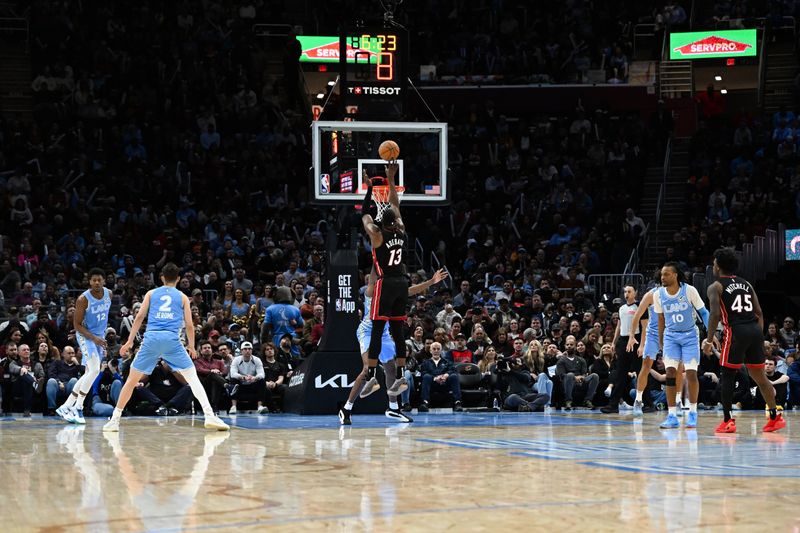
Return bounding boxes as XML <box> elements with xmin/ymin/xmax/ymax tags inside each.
<box><xmin>346</xmin><ymin>34</ymin><xmax>398</xmax><ymax>82</ymax></box>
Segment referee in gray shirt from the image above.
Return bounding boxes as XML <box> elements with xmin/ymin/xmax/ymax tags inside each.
<box><xmin>601</xmin><ymin>286</ymin><xmax>640</xmax><ymax>413</ymax></box>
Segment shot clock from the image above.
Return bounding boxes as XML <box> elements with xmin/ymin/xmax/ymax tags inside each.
<box><xmin>339</xmin><ymin>25</ymin><xmax>407</xmax><ymax>119</ymax></box>
<box><xmin>344</xmin><ymin>33</ymin><xmax>401</xmax><ymax>82</ymax></box>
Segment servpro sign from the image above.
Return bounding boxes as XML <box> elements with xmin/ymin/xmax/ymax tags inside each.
<box><xmin>298</xmin><ymin>36</ymin><xmax>380</xmax><ymax>63</ymax></box>
<box><xmin>669</xmin><ymin>29</ymin><xmax>757</xmax><ymax>60</ymax></box>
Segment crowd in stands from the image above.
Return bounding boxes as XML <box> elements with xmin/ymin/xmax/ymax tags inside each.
<box><xmin>399</xmin><ymin>1</ymin><xmax>688</xmax><ymax>84</ymax></box>
<box><xmin>683</xmin><ymin>96</ymin><xmax>800</xmax><ymax>276</ymax></box>
<box><xmin>0</xmin><ymin>1</ymin><xmax>798</xmax><ymax>416</ymax></box>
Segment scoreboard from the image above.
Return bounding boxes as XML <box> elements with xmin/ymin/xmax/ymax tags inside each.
<box><xmin>339</xmin><ymin>25</ymin><xmax>407</xmax><ymax>119</ymax></box>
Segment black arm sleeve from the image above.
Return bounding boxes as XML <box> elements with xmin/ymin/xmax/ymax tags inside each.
<box><xmin>360</xmin><ymin>183</ymin><xmax>374</xmax><ymax>217</ymax></box>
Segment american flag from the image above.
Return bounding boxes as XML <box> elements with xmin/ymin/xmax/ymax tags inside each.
<box><xmin>424</xmin><ymin>184</ymin><xmax>441</xmax><ymax>195</ymax></box>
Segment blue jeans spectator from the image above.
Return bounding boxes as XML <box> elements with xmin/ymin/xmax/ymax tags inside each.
<box><xmin>533</xmin><ymin>374</ymin><xmax>553</xmax><ymax>405</ymax></box>
<box><xmin>629</xmin><ymin>388</ymin><xmax>667</xmax><ymax>405</ymax></box>
<box><xmin>401</xmin><ymin>370</ymin><xmax>414</xmax><ymax>405</ymax></box>
<box><xmin>504</xmin><ymin>392</ymin><xmax>549</xmax><ymax>411</ymax></box>
<box><xmin>46</xmin><ymin>377</ymin><xmax>78</xmax><ymax>409</ymax></box>
<box><xmin>91</xmin><ymin>380</ymin><xmax>123</xmax><ymax>417</ymax></box>
<box><xmin>421</xmin><ymin>373</ymin><xmax>462</xmax><ymax>403</ymax></box>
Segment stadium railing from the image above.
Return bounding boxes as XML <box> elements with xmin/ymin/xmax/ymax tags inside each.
<box><xmin>586</xmin><ymin>273</ymin><xmax>645</xmax><ymax>303</ymax></box>
<box><xmin>203</xmin><ymin>290</ymin><xmax>219</xmax><ymax>307</ymax></box>
<box><xmin>654</xmin><ymin>137</ymin><xmax>672</xmax><ymax>254</ymax></box>
<box><xmin>623</xmin><ymin>223</ymin><xmax>649</xmax><ymax>277</ymax></box>
<box><xmin>757</xmin><ymin>27</ymin><xmax>768</xmax><ymax>106</ymax></box>
<box><xmin>430</xmin><ymin>251</ymin><xmax>453</xmax><ymax>290</ymax></box>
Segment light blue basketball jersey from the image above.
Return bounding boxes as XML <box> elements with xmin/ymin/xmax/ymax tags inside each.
<box><xmin>147</xmin><ymin>286</ymin><xmax>185</xmax><ymax>333</ymax></box>
<box><xmin>659</xmin><ymin>283</ymin><xmax>695</xmax><ymax>333</ymax></box>
<box><xmin>81</xmin><ymin>288</ymin><xmax>111</xmax><ymax>337</ymax></box>
<box><xmin>357</xmin><ymin>296</ymin><xmax>395</xmax><ymax>362</ymax></box>
<box><xmin>357</xmin><ymin>296</ymin><xmax>391</xmax><ymax>340</ymax></box>
<box><xmin>646</xmin><ymin>288</ymin><xmax>659</xmax><ymax>333</ymax></box>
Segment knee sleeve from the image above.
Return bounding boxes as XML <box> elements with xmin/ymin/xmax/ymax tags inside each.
<box><xmin>683</xmin><ymin>360</ymin><xmax>699</xmax><ymax>372</ymax></box>
<box><xmin>388</xmin><ymin>321</ymin><xmax>405</xmax><ymax>358</ymax></box>
<box><xmin>663</xmin><ymin>357</ymin><xmax>680</xmax><ymax>370</ymax></box>
<box><xmin>367</xmin><ymin>321</ymin><xmax>385</xmax><ymax>360</ymax></box>
<box><xmin>665</xmin><ymin>377</ymin><xmax>676</xmax><ymax>387</ymax></box>
<box><xmin>80</xmin><ymin>357</ymin><xmax>102</xmax><ymax>393</ymax></box>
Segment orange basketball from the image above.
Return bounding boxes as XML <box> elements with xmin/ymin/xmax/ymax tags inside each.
<box><xmin>378</xmin><ymin>140</ymin><xmax>400</xmax><ymax>161</ymax></box>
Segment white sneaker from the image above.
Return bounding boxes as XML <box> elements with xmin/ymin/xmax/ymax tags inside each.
<box><xmin>228</xmin><ymin>406</ymin><xmax>237</xmax><ymax>415</ymax></box>
<box><xmin>71</xmin><ymin>408</ymin><xmax>86</xmax><ymax>425</ymax></box>
<box><xmin>103</xmin><ymin>418</ymin><xmax>120</xmax><ymax>432</ymax></box>
<box><xmin>204</xmin><ymin>415</ymin><xmax>230</xmax><ymax>431</ymax></box>
<box><xmin>64</xmin><ymin>407</ymin><xmax>85</xmax><ymax>424</ymax></box>
<box><xmin>56</xmin><ymin>405</ymin><xmax>71</xmax><ymax>421</ymax></box>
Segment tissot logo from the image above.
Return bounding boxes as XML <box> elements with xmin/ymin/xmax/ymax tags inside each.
<box><xmin>348</xmin><ymin>86</ymin><xmax>402</xmax><ymax>95</ymax></box>
<box><xmin>314</xmin><ymin>373</ymin><xmax>356</xmax><ymax>389</ymax></box>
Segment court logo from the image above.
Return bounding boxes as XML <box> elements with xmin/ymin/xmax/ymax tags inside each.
<box><xmin>314</xmin><ymin>373</ymin><xmax>356</xmax><ymax>389</ymax></box>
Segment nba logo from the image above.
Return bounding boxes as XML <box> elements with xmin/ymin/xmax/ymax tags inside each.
<box><xmin>335</xmin><ymin>299</ymin><xmax>342</xmax><ymax>312</ymax></box>
<box><xmin>320</xmin><ymin>174</ymin><xmax>330</xmax><ymax>194</ymax></box>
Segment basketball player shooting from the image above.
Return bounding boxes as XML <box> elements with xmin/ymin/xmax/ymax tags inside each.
<box><xmin>360</xmin><ymin>162</ymin><xmax>409</xmax><ymax>398</ymax></box>
<box><xmin>339</xmin><ymin>266</ymin><xmax>448</xmax><ymax>425</ymax></box>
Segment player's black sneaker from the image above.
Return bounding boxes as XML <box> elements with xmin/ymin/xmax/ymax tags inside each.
<box><xmin>385</xmin><ymin>408</ymin><xmax>413</xmax><ymax>423</ymax></box>
<box><xmin>338</xmin><ymin>407</ymin><xmax>352</xmax><ymax>425</ymax></box>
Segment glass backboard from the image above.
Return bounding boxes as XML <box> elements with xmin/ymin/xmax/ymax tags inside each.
<box><xmin>311</xmin><ymin>121</ymin><xmax>448</xmax><ymax>205</ymax></box>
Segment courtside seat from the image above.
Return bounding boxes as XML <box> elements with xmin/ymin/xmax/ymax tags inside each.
<box><xmin>456</xmin><ymin>363</ymin><xmax>490</xmax><ymax>408</ymax></box>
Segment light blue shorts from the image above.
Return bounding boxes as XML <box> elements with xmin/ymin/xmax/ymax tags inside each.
<box><xmin>642</xmin><ymin>330</ymin><xmax>661</xmax><ymax>360</ymax></box>
<box><xmin>663</xmin><ymin>328</ymin><xmax>700</xmax><ymax>368</ymax></box>
<box><xmin>76</xmin><ymin>332</ymin><xmax>105</xmax><ymax>365</ymax></box>
<box><xmin>131</xmin><ymin>331</ymin><xmax>193</xmax><ymax>375</ymax></box>
<box><xmin>357</xmin><ymin>327</ymin><xmax>396</xmax><ymax>364</ymax></box>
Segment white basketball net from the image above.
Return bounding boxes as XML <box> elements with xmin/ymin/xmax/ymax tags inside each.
<box><xmin>373</xmin><ymin>185</ymin><xmax>404</xmax><ymax>221</ymax></box>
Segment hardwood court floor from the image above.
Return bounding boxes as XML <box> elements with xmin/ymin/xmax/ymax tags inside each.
<box><xmin>1</xmin><ymin>410</ymin><xmax>797</xmax><ymax>532</ymax></box>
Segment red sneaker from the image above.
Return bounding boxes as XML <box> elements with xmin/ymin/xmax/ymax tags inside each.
<box><xmin>763</xmin><ymin>414</ymin><xmax>786</xmax><ymax>433</ymax></box>
<box><xmin>715</xmin><ymin>419</ymin><xmax>736</xmax><ymax>433</ymax></box>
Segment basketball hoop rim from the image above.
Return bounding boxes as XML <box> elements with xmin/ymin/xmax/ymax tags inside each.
<box><xmin>372</xmin><ymin>185</ymin><xmax>405</xmax><ymax>202</ymax></box>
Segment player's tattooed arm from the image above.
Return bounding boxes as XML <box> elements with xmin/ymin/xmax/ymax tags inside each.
<box><xmin>703</xmin><ymin>282</ymin><xmax>722</xmax><ymax>354</ymax></box>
